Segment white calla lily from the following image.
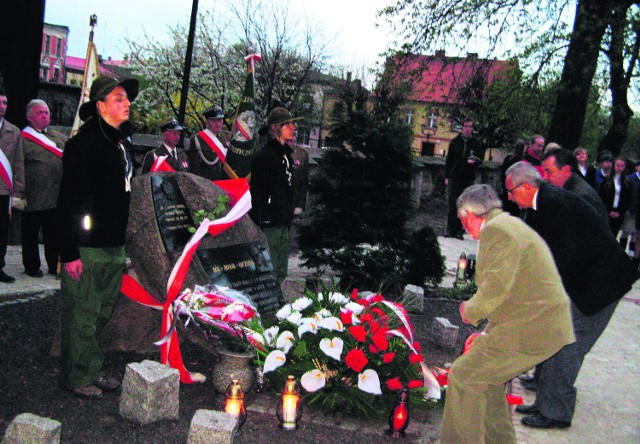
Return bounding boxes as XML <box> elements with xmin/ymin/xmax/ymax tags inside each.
<box><xmin>298</xmin><ymin>318</ymin><xmax>319</xmax><ymax>337</ymax></box>
<box><xmin>276</xmin><ymin>330</ymin><xmax>295</xmax><ymax>353</ymax></box>
<box><xmin>276</xmin><ymin>304</ymin><xmax>292</xmax><ymax>320</ymax></box>
<box><xmin>263</xmin><ymin>326</ymin><xmax>280</xmax><ymax>346</ymax></box>
<box><xmin>292</xmin><ymin>297</ymin><xmax>312</xmax><ymax>312</ymax></box>
<box><xmin>313</xmin><ymin>308</ymin><xmax>332</xmax><ymax>320</ymax></box>
<box><xmin>318</xmin><ymin>316</ymin><xmax>344</xmax><ymax>332</ymax></box>
<box><xmin>358</xmin><ymin>369</ymin><xmax>382</xmax><ymax>395</ymax></box>
<box><xmin>263</xmin><ymin>350</ymin><xmax>287</xmax><ymax>373</ymax></box>
<box><xmin>344</xmin><ymin>301</ymin><xmax>364</xmax><ymax>315</ymax></box>
<box><xmin>319</xmin><ymin>337</ymin><xmax>343</xmax><ymax>361</ymax></box>
<box><xmin>328</xmin><ymin>292</ymin><xmax>348</xmax><ymax>304</ymax></box>
<box><xmin>301</xmin><ymin>369</ymin><xmax>326</xmax><ymax>392</ymax></box>
<box><xmin>286</xmin><ymin>311</ymin><xmax>303</xmax><ymax>325</ymax></box>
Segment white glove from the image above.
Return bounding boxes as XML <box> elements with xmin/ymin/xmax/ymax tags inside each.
<box><xmin>12</xmin><ymin>197</ymin><xmax>26</xmax><ymax>211</ymax></box>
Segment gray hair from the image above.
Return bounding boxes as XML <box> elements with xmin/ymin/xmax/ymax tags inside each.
<box><xmin>505</xmin><ymin>161</ymin><xmax>543</xmax><ymax>187</ymax></box>
<box><xmin>26</xmin><ymin>99</ymin><xmax>48</xmax><ymax>115</ymax></box>
<box><xmin>457</xmin><ymin>184</ymin><xmax>502</xmax><ymax>217</ymax></box>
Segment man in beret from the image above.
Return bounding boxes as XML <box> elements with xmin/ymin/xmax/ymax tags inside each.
<box><xmin>187</xmin><ymin>106</ymin><xmax>233</xmax><ymax>180</ymax></box>
<box><xmin>20</xmin><ymin>99</ymin><xmax>67</xmax><ymax>278</ymax></box>
<box><xmin>250</xmin><ymin>107</ymin><xmax>302</xmax><ymax>289</ymax></box>
<box><xmin>141</xmin><ymin>118</ymin><xmax>189</xmax><ymax>173</ymax></box>
<box><xmin>57</xmin><ymin>76</ymin><xmax>138</xmax><ymax>398</ymax></box>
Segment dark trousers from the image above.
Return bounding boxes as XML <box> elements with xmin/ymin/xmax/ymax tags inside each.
<box><xmin>534</xmin><ymin>298</ymin><xmax>619</xmax><ymax>422</ymax></box>
<box><xmin>21</xmin><ymin>208</ymin><xmax>59</xmax><ymax>274</ymax></box>
<box><xmin>447</xmin><ymin>179</ymin><xmax>473</xmax><ymax>235</ymax></box>
<box><xmin>0</xmin><ymin>195</ymin><xmax>9</xmax><ymax>269</ymax></box>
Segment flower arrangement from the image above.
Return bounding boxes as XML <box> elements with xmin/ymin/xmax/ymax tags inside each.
<box><xmin>173</xmin><ymin>286</ymin><xmax>440</xmax><ymax>417</ymax></box>
<box><xmin>257</xmin><ymin>288</ymin><xmax>440</xmax><ymax>416</ymax></box>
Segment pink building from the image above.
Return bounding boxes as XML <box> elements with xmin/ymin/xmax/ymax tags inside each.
<box><xmin>41</xmin><ymin>23</ymin><xmax>68</xmax><ymax>83</ymax></box>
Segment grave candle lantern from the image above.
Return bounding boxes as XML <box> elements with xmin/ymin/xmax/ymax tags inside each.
<box><xmin>387</xmin><ymin>388</ymin><xmax>410</xmax><ymax>438</ymax></box>
<box><xmin>276</xmin><ymin>375</ymin><xmax>302</xmax><ymax>430</ymax></box>
<box><xmin>454</xmin><ymin>251</ymin><xmax>468</xmax><ymax>288</ymax></box>
<box><xmin>224</xmin><ymin>379</ymin><xmax>247</xmax><ymax>427</ymax></box>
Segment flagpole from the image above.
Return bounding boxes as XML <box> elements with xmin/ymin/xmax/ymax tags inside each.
<box><xmin>70</xmin><ymin>15</ymin><xmax>98</xmax><ymax>136</ymax></box>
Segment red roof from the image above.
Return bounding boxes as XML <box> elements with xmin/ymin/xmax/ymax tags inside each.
<box><xmin>388</xmin><ymin>52</ymin><xmax>516</xmax><ymax>104</ymax></box>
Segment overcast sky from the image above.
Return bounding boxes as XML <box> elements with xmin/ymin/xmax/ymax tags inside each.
<box><xmin>44</xmin><ymin>0</ymin><xmax>395</xmax><ymax>73</ymax></box>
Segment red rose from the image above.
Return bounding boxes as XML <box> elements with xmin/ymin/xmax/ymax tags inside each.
<box><xmin>340</xmin><ymin>309</ymin><xmax>353</xmax><ymax>326</ymax></box>
<box><xmin>371</xmin><ymin>331</ymin><xmax>389</xmax><ymax>351</ymax></box>
<box><xmin>345</xmin><ymin>349</ymin><xmax>368</xmax><ymax>372</ymax></box>
<box><xmin>372</xmin><ymin>307</ymin><xmax>386</xmax><ymax>318</ymax></box>
<box><xmin>408</xmin><ymin>379</ymin><xmax>424</xmax><ymax>389</ymax></box>
<box><xmin>371</xmin><ymin>294</ymin><xmax>384</xmax><ymax>303</ymax></box>
<box><xmin>349</xmin><ymin>325</ymin><xmax>367</xmax><ymax>342</ymax></box>
<box><xmin>386</xmin><ymin>377</ymin><xmax>403</xmax><ymax>391</ymax></box>
<box><xmin>360</xmin><ymin>313</ymin><xmax>373</xmax><ymax>324</ymax></box>
<box><xmin>357</xmin><ymin>299</ymin><xmax>370</xmax><ymax>307</ymax></box>
<box><xmin>435</xmin><ymin>372</ymin><xmax>449</xmax><ymax>387</ymax></box>
<box><xmin>383</xmin><ymin>352</ymin><xmax>396</xmax><ymax>364</ymax></box>
<box><xmin>369</xmin><ymin>343</ymin><xmax>380</xmax><ymax>354</ymax></box>
<box><xmin>351</xmin><ymin>288</ymin><xmax>359</xmax><ymax>301</ymax></box>
<box><xmin>409</xmin><ymin>353</ymin><xmax>424</xmax><ymax>364</ymax></box>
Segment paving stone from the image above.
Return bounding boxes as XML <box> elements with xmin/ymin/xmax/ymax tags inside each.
<box><xmin>119</xmin><ymin>360</ymin><xmax>180</xmax><ymax>424</ymax></box>
<box><xmin>187</xmin><ymin>409</ymin><xmax>237</xmax><ymax>444</ymax></box>
<box><xmin>1</xmin><ymin>413</ymin><xmax>62</xmax><ymax>444</ymax></box>
<box><xmin>403</xmin><ymin>284</ymin><xmax>424</xmax><ymax>313</ymax></box>
<box><xmin>431</xmin><ymin>317</ymin><xmax>459</xmax><ymax>349</ymax></box>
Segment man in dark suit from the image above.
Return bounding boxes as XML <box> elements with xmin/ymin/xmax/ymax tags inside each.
<box><xmin>505</xmin><ymin>161</ymin><xmax>638</xmax><ymax>429</ymax></box>
<box><xmin>440</xmin><ymin>184</ymin><xmax>574</xmax><ymax>443</ymax></box>
<box><xmin>541</xmin><ymin>148</ymin><xmax>608</xmax><ymax>223</ymax></box>
<box><xmin>141</xmin><ymin>118</ymin><xmax>189</xmax><ymax>173</ymax></box>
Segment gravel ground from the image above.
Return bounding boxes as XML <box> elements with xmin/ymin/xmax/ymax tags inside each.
<box><xmin>0</xmin><ymin>194</ymin><xmax>479</xmax><ymax>443</ymax></box>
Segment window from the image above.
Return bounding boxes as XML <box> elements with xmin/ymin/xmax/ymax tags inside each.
<box><xmin>54</xmin><ymin>68</ymin><xmax>60</xmax><ymax>83</ymax></box>
<box><xmin>405</xmin><ymin>109</ymin><xmax>414</xmax><ymax>125</ymax></box>
<box><xmin>427</xmin><ymin>113</ymin><xmax>437</xmax><ymax>128</ymax></box>
<box><xmin>45</xmin><ymin>35</ymin><xmax>51</xmax><ymax>54</ymax></box>
<box><xmin>297</xmin><ymin>127</ymin><xmax>310</xmax><ymax>146</ymax></box>
<box><xmin>41</xmin><ymin>67</ymin><xmax>49</xmax><ymax>81</ymax></box>
<box><xmin>56</xmin><ymin>39</ymin><xmax>62</xmax><ymax>57</ymax></box>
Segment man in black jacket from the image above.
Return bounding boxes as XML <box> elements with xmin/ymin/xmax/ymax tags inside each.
<box><xmin>250</xmin><ymin>107</ymin><xmax>301</xmax><ymax>287</ymax></box>
<box><xmin>444</xmin><ymin>120</ymin><xmax>482</xmax><ymax>239</ymax></box>
<box><xmin>505</xmin><ymin>161</ymin><xmax>638</xmax><ymax>429</ymax></box>
<box><xmin>57</xmin><ymin>76</ymin><xmax>138</xmax><ymax>398</ymax></box>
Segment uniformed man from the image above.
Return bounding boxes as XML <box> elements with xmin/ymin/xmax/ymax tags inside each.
<box><xmin>141</xmin><ymin>118</ymin><xmax>189</xmax><ymax>173</ymax></box>
<box><xmin>187</xmin><ymin>106</ymin><xmax>232</xmax><ymax>180</ymax></box>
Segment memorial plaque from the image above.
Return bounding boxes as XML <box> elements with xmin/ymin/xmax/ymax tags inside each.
<box><xmin>197</xmin><ymin>242</ymin><xmax>282</xmax><ymax>314</ymax></box>
<box><xmin>152</xmin><ymin>175</ymin><xmax>194</xmax><ymax>253</ymax></box>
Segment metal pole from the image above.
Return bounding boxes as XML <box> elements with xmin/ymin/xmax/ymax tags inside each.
<box><xmin>178</xmin><ymin>0</ymin><xmax>198</xmax><ymax>125</ymax></box>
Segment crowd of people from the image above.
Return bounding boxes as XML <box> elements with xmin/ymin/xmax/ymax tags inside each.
<box><xmin>441</xmin><ymin>127</ymin><xmax>639</xmax><ymax>443</ymax></box>
<box><xmin>2</xmin><ymin>78</ymin><xmax>638</xmax><ymax>441</ymax></box>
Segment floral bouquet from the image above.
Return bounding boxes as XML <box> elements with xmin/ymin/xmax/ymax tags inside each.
<box><xmin>172</xmin><ymin>286</ymin><xmax>440</xmax><ymax>417</ymax></box>
<box><xmin>254</xmin><ymin>288</ymin><xmax>440</xmax><ymax>417</ymax></box>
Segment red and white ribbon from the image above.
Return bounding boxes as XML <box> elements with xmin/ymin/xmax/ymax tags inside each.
<box><xmin>21</xmin><ymin>126</ymin><xmax>63</xmax><ymax>158</ymax></box>
<box><xmin>150</xmin><ymin>155</ymin><xmax>176</xmax><ymax>173</ymax></box>
<box><xmin>120</xmin><ymin>179</ymin><xmax>251</xmax><ymax>383</ymax></box>
<box><xmin>198</xmin><ymin>129</ymin><xmax>228</xmax><ymax>163</ymax></box>
<box><xmin>0</xmin><ymin>148</ymin><xmax>12</xmax><ymax>193</ymax></box>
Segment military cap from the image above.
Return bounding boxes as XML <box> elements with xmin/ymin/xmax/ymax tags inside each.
<box><xmin>160</xmin><ymin>118</ymin><xmax>185</xmax><ymax>132</ymax></box>
<box><xmin>203</xmin><ymin>106</ymin><xmax>224</xmax><ymax>120</ymax></box>
<box><xmin>79</xmin><ymin>76</ymin><xmax>139</xmax><ymax>121</ymax></box>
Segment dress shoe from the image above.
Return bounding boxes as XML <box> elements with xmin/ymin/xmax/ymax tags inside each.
<box><xmin>519</xmin><ymin>379</ymin><xmax>538</xmax><ymax>391</ymax></box>
<box><xmin>0</xmin><ymin>270</ymin><xmax>15</xmax><ymax>283</ymax></box>
<box><xmin>521</xmin><ymin>414</ymin><xmax>570</xmax><ymax>429</ymax></box>
<box><xmin>26</xmin><ymin>269</ymin><xmax>44</xmax><ymax>278</ymax></box>
<box><xmin>515</xmin><ymin>404</ymin><xmax>539</xmax><ymax>414</ymax></box>
<box><xmin>93</xmin><ymin>376</ymin><xmax>121</xmax><ymax>391</ymax></box>
<box><xmin>73</xmin><ymin>385</ymin><xmax>103</xmax><ymax>398</ymax></box>
<box><xmin>518</xmin><ymin>374</ymin><xmax>536</xmax><ymax>383</ymax></box>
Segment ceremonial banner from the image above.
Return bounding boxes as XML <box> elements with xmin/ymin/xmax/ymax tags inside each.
<box><xmin>226</xmin><ymin>51</ymin><xmax>262</xmax><ymax>178</ymax></box>
<box><xmin>71</xmin><ymin>15</ymin><xmax>100</xmax><ymax>136</ymax></box>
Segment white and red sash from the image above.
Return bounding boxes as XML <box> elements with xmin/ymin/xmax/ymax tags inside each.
<box><xmin>0</xmin><ymin>148</ymin><xmax>13</xmax><ymax>193</ymax></box>
<box><xmin>21</xmin><ymin>126</ymin><xmax>63</xmax><ymax>159</ymax></box>
<box><xmin>150</xmin><ymin>155</ymin><xmax>177</xmax><ymax>173</ymax></box>
<box><xmin>198</xmin><ymin>129</ymin><xmax>228</xmax><ymax>163</ymax></box>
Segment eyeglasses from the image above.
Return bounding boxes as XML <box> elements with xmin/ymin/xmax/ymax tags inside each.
<box><xmin>506</xmin><ymin>182</ymin><xmax>525</xmax><ymax>194</ymax></box>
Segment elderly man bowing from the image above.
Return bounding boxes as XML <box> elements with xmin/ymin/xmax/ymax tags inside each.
<box><xmin>439</xmin><ymin>184</ymin><xmax>574</xmax><ymax>444</ymax></box>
